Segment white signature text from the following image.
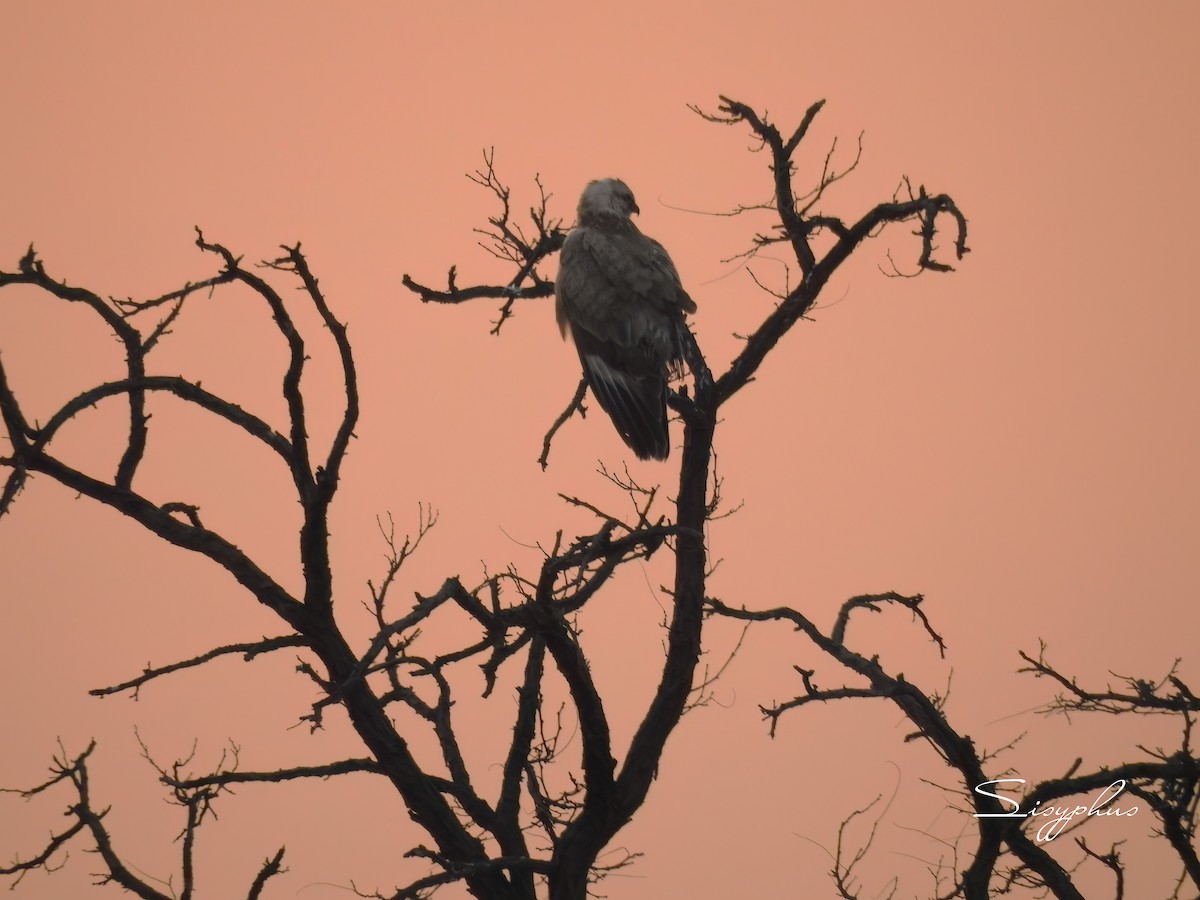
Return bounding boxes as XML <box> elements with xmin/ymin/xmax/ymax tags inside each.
<box><xmin>973</xmin><ymin>779</ymin><xmax>1138</xmax><ymax>841</ymax></box>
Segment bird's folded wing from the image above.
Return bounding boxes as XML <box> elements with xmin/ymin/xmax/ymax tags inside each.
<box><xmin>573</xmin><ymin>327</ymin><xmax>669</xmax><ymax>460</ymax></box>
<box><xmin>557</xmin><ymin>229</ymin><xmax>694</xmax><ymax>347</ymax></box>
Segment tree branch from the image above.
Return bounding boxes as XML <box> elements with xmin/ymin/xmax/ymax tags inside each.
<box><xmin>90</xmin><ymin>634</ymin><xmax>308</xmax><ymax>698</ymax></box>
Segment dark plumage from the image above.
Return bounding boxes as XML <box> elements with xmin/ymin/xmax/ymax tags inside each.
<box><xmin>555</xmin><ymin>179</ymin><xmax>696</xmax><ymax>460</ymax></box>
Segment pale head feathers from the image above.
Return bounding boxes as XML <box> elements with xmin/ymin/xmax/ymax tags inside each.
<box><xmin>577</xmin><ymin>178</ymin><xmax>640</xmax><ymax>221</ymax></box>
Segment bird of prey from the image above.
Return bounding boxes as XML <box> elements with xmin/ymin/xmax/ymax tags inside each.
<box><xmin>555</xmin><ymin>178</ymin><xmax>696</xmax><ymax>460</ymax></box>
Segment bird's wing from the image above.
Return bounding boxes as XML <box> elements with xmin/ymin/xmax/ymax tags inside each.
<box><xmin>642</xmin><ymin>236</ymin><xmax>697</xmax><ymax>315</ymax></box>
<box><xmin>556</xmin><ymin>226</ymin><xmax>694</xmax><ymax>352</ymax></box>
<box><xmin>570</xmin><ymin>325</ymin><xmax>670</xmax><ymax>460</ymax></box>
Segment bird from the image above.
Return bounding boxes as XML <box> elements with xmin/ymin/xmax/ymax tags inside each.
<box><xmin>554</xmin><ymin>178</ymin><xmax>697</xmax><ymax>460</ymax></box>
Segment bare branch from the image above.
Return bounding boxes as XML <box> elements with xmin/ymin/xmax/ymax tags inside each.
<box><xmin>1</xmin><ymin>94</ymin><xmax>989</xmax><ymax>900</ymax></box>
<box><xmin>539</xmin><ymin>377</ymin><xmax>588</xmax><ymax>470</ymax></box>
<box><xmin>401</xmin><ymin>151</ymin><xmax>565</xmax><ymax>335</ymax></box>
<box><xmin>1020</xmin><ymin>644</ymin><xmax>1199</xmax><ymax>715</ymax></box>
<box><xmin>0</xmin><ymin>741</ymin><xmax>174</xmax><ymax>900</ymax></box>
<box><xmin>247</xmin><ymin>847</ymin><xmax>287</xmax><ymax>900</ymax></box>
<box><xmin>167</xmin><ymin>758</ymin><xmax>382</xmax><ymax>791</ymax></box>
<box><xmin>90</xmin><ymin>634</ymin><xmax>308</xmax><ymax>698</ymax></box>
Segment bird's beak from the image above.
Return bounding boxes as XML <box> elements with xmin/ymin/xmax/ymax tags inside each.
<box><xmin>631</xmin><ymin>202</ymin><xmax>640</xmax><ymax>215</ymax></box>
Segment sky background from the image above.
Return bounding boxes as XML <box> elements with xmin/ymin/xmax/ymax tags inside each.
<box><xmin>1</xmin><ymin>3</ymin><xmax>1198</xmax><ymax>897</ymax></box>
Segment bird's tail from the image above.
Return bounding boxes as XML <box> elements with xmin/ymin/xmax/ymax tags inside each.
<box><xmin>581</xmin><ymin>354</ymin><xmax>670</xmax><ymax>461</ymax></box>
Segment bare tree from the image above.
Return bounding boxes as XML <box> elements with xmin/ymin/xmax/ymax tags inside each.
<box><xmin>1</xmin><ymin>96</ymin><xmax>1193</xmax><ymax>899</ymax></box>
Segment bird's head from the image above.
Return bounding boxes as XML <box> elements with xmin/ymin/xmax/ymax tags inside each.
<box><xmin>578</xmin><ymin>178</ymin><xmax>640</xmax><ymax>221</ymax></box>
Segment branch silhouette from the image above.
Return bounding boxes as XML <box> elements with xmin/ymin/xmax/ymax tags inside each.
<box><xmin>9</xmin><ymin>96</ymin><xmax>1183</xmax><ymax>900</ymax></box>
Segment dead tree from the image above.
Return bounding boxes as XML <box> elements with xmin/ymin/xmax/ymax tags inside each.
<box><xmin>8</xmin><ymin>97</ymin><xmax>1177</xmax><ymax>900</ymax></box>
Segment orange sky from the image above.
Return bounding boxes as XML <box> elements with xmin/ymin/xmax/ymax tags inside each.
<box><xmin>2</xmin><ymin>3</ymin><xmax>1198</xmax><ymax>898</ymax></box>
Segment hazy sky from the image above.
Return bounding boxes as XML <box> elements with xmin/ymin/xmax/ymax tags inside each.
<box><xmin>1</xmin><ymin>3</ymin><xmax>1197</xmax><ymax>897</ymax></box>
